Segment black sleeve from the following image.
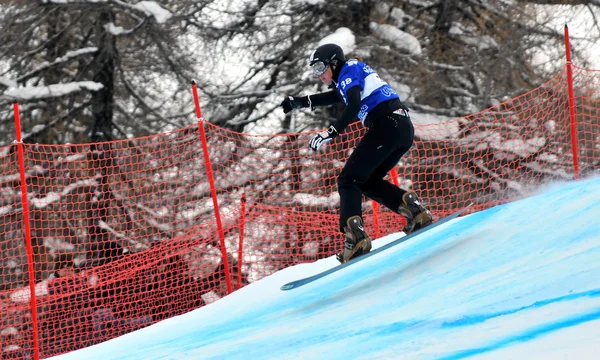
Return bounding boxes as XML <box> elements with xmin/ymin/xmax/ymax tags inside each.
<box><xmin>299</xmin><ymin>91</ymin><xmax>342</xmax><ymax>108</ymax></box>
<box><xmin>332</xmin><ymin>86</ymin><xmax>361</xmax><ymax>133</ymax></box>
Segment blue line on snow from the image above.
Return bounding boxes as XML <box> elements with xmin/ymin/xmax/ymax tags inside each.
<box><xmin>442</xmin><ymin>288</ymin><xmax>600</xmax><ymax>328</ymax></box>
<box><xmin>438</xmin><ymin>307</ymin><xmax>600</xmax><ymax>360</ymax></box>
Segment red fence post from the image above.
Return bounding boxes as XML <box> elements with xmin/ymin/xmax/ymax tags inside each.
<box><xmin>371</xmin><ymin>201</ymin><xmax>381</xmax><ymax>239</ymax></box>
<box><xmin>238</xmin><ymin>193</ymin><xmax>246</xmax><ymax>290</ymax></box>
<box><xmin>390</xmin><ymin>167</ymin><xmax>400</xmax><ymax>186</ymax></box>
<box><xmin>564</xmin><ymin>24</ymin><xmax>580</xmax><ymax>179</ymax></box>
<box><xmin>370</xmin><ymin>169</ymin><xmax>402</xmax><ymax>237</ymax></box>
<box><xmin>389</xmin><ymin>167</ymin><xmax>408</xmax><ymax>229</ymax></box>
<box><xmin>190</xmin><ymin>81</ymin><xmax>233</xmax><ymax>294</ymax></box>
<box><xmin>13</xmin><ymin>102</ymin><xmax>41</xmax><ymax>360</ymax></box>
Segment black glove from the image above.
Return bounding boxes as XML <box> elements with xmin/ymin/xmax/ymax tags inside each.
<box><xmin>309</xmin><ymin>125</ymin><xmax>339</xmax><ymax>151</ymax></box>
<box><xmin>281</xmin><ymin>96</ymin><xmax>308</xmax><ymax>114</ymax></box>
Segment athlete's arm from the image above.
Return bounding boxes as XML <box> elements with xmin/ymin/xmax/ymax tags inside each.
<box><xmin>303</xmin><ymin>91</ymin><xmax>342</xmax><ymax>108</ymax></box>
<box><xmin>332</xmin><ymin>86</ymin><xmax>361</xmax><ymax>132</ymax></box>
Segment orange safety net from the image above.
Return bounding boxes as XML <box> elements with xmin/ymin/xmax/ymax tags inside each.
<box><xmin>1</xmin><ymin>67</ymin><xmax>598</xmax><ymax>359</ymax></box>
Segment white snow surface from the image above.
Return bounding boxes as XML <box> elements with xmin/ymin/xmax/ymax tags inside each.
<box><xmin>317</xmin><ymin>27</ymin><xmax>356</xmax><ymax>55</ymax></box>
<box><xmin>133</xmin><ymin>1</ymin><xmax>172</xmax><ymax>24</ymax></box>
<box><xmin>370</xmin><ymin>22</ymin><xmax>422</xmax><ymax>55</ymax></box>
<box><xmin>38</xmin><ymin>1</ymin><xmax>171</xmax><ymax>23</ymax></box>
<box><xmin>4</xmin><ymin>81</ymin><xmax>103</xmax><ymax>100</ymax></box>
<box><xmin>49</xmin><ymin>176</ymin><xmax>600</xmax><ymax>360</ymax></box>
<box><xmin>10</xmin><ymin>280</ymin><xmax>49</xmax><ymax>302</ymax></box>
<box><xmin>411</xmin><ymin>111</ymin><xmax>459</xmax><ymax>139</ymax></box>
<box><xmin>104</xmin><ymin>22</ymin><xmax>129</xmax><ymax>36</ymax></box>
<box><xmin>293</xmin><ymin>192</ymin><xmax>340</xmax><ymax>207</ymax></box>
<box><xmin>0</xmin><ymin>76</ymin><xmax>17</xmax><ymax>88</ymax></box>
<box><xmin>30</xmin><ymin>179</ymin><xmax>97</xmax><ymax>209</ymax></box>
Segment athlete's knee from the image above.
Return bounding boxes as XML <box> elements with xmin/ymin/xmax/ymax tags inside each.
<box><xmin>337</xmin><ymin>172</ymin><xmax>350</xmax><ymax>188</ymax></box>
<box><xmin>338</xmin><ymin>171</ymin><xmax>367</xmax><ymax>191</ymax></box>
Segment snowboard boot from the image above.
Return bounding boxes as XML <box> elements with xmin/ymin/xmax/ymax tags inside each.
<box><xmin>398</xmin><ymin>191</ymin><xmax>432</xmax><ymax>235</ymax></box>
<box><xmin>336</xmin><ymin>216</ymin><xmax>372</xmax><ymax>264</ymax></box>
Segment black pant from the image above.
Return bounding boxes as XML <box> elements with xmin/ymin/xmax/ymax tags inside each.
<box><xmin>337</xmin><ymin>112</ymin><xmax>414</xmax><ymax>232</ymax></box>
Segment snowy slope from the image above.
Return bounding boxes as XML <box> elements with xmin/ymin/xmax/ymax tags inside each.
<box><xmin>50</xmin><ymin>177</ymin><xmax>600</xmax><ymax>360</ymax></box>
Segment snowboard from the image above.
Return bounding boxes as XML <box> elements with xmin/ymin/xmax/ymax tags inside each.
<box><xmin>280</xmin><ymin>203</ymin><xmax>473</xmax><ymax>291</ymax></box>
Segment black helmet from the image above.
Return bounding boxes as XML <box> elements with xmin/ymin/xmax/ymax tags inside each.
<box><xmin>309</xmin><ymin>43</ymin><xmax>346</xmax><ymax>68</ymax></box>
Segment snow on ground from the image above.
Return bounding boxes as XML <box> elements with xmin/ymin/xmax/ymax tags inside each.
<box><xmin>49</xmin><ymin>176</ymin><xmax>600</xmax><ymax>360</ymax></box>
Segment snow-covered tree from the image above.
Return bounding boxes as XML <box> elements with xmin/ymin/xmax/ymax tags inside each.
<box><xmin>1</xmin><ymin>0</ymin><xmax>599</xmax><ymax>138</ymax></box>
<box><xmin>177</xmin><ymin>0</ymin><xmax>599</xmax><ymax>130</ymax></box>
<box><xmin>0</xmin><ymin>0</ymin><xmax>193</xmax><ymax>145</ymax></box>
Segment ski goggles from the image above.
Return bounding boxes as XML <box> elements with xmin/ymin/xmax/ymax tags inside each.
<box><xmin>310</xmin><ymin>61</ymin><xmax>328</xmax><ymax>76</ymax></box>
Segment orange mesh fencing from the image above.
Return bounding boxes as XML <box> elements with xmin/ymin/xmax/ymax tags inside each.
<box><xmin>572</xmin><ymin>65</ymin><xmax>600</xmax><ymax>173</ymax></box>
<box><xmin>1</xmin><ymin>66</ymin><xmax>599</xmax><ymax>358</ymax></box>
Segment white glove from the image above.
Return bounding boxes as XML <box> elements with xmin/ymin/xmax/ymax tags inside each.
<box><xmin>309</xmin><ymin>125</ymin><xmax>339</xmax><ymax>151</ymax></box>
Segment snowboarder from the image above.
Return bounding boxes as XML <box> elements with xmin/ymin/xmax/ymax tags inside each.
<box><xmin>281</xmin><ymin>43</ymin><xmax>432</xmax><ymax>263</ymax></box>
